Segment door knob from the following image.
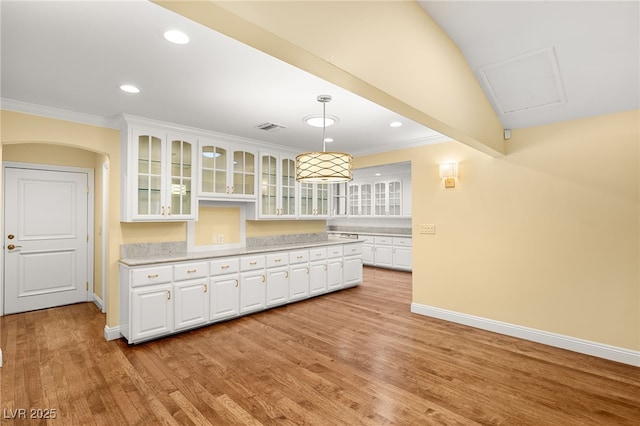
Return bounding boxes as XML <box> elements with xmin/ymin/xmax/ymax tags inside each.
<box><xmin>7</xmin><ymin>244</ymin><xmax>22</xmax><ymax>250</ymax></box>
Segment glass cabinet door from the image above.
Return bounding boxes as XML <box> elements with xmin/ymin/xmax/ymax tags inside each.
<box><xmin>315</xmin><ymin>183</ymin><xmax>329</xmax><ymax>216</ymax></box>
<box><xmin>374</xmin><ymin>182</ymin><xmax>387</xmax><ymax>215</ymax></box>
<box><xmin>280</xmin><ymin>158</ymin><xmax>296</xmax><ymax>216</ymax></box>
<box><xmin>361</xmin><ymin>183</ymin><xmax>372</xmax><ymax>216</ymax></box>
<box><xmin>137</xmin><ymin>134</ymin><xmax>163</xmax><ymax>216</ymax></box>
<box><xmin>233</xmin><ymin>151</ymin><xmax>255</xmax><ymax>196</ymax></box>
<box><xmin>261</xmin><ymin>155</ymin><xmax>277</xmax><ymax>216</ymax></box>
<box><xmin>200</xmin><ymin>145</ymin><xmax>228</xmax><ymax>195</ymax></box>
<box><xmin>170</xmin><ymin>138</ymin><xmax>193</xmax><ymax>216</ymax></box>
<box><xmin>388</xmin><ymin>180</ymin><xmax>402</xmax><ymax>216</ymax></box>
<box><xmin>300</xmin><ymin>182</ymin><xmax>314</xmax><ymax>216</ymax></box>
<box><xmin>348</xmin><ymin>184</ymin><xmax>360</xmax><ymax>216</ymax></box>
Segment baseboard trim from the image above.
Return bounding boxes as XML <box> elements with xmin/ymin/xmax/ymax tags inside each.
<box><xmin>104</xmin><ymin>325</ymin><xmax>121</xmax><ymax>341</ymax></box>
<box><xmin>411</xmin><ymin>303</ymin><xmax>640</xmax><ymax>367</ymax></box>
<box><xmin>92</xmin><ymin>294</ymin><xmax>103</xmax><ymax>311</ymax></box>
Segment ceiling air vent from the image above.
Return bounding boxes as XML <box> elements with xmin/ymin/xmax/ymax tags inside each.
<box><xmin>255</xmin><ymin>122</ymin><xmax>287</xmax><ymax>132</ymax></box>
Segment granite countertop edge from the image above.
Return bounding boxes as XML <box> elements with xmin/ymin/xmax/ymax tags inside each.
<box><xmin>120</xmin><ymin>238</ymin><xmax>363</xmax><ymax>267</ymax></box>
<box><xmin>327</xmin><ymin>230</ymin><xmax>412</xmax><ymax>238</ymax></box>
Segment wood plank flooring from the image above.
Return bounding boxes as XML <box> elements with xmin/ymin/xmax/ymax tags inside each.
<box><xmin>1</xmin><ymin>266</ymin><xmax>639</xmax><ymax>425</ymax></box>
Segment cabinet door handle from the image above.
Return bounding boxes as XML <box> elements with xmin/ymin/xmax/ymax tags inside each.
<box><xmin>324</xmin><ymin>265</ymin><xmax>327</xmax><ymax>271</ymax></box>
<box><xmin>148</xmin><ymin>274</ymin><xmax>159</xmax><ymax>279</ymax></box>
<box><xmin>187</xmin><ymin>269</ymin><xmax>197</xmax><ymax>274</ymax></box>
<box><xmin>235</xmin><ymin>279</ymin><xmax>239</xmax><ymax>287</ymax></box>
<box><xmin>230</xmin><ymin>186</ymin><xmax>234</xmax><ymax>194</ymax></box>
<box><xmin>250</xmin><ymin>261</ymin><xmax>257</xmax><ymax>265</ymax></box>
<box><xmin>221</xmin><ymin>265</ymin><xmax>230</xmax><ymax>269</ymax></box>
<box><xmin>316</xmin><ymin>253</ymin><xmax>322</xmax><ymax>257</ymax></box>
<box><xmin>204</xmin><ymin>284</ymin><xmax>208</xmax><ymax>293</ymax></box>
<box><xmin>285</xmin><ymin>271</ymin><xmax>289</xmax><ymax>278</ymax></box>
<box><xmin>167</xmin><ymin>290</ymin><xmax>171</xmax><ymax>300</ymax></box>
<box><xmin>274</xmin><ymin>258</ymin><xmax>282</xmax><ymax>263</ymax></box>
<box><xmin>296</xmin><ymin>256</ymin><xmax>303</xmax><ymax>259</ymax></box>
<box><xmin>262</xmin><ymin>275</ymin><xmax>266</xmax><ymax>283</ymax></box>
<box><xmin>167</xmin><ymin>205</ymin><xmax>171</xmax><ymax>216</ymax></box>
<box><xmin>161</xmin><ymin>206</ymin><xmax>165</xmax><ymax>216</ymax></box>
<box><xmin>306</xmin><ymin>268</ymin><xmax>309</xmax><ymax>274</ymax></box>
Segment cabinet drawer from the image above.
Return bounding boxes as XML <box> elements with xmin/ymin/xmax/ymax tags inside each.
<box><xmin>130</xmin><ymin>265</ymin><xmax>173</xmax><ymax>287</ymax></box>
<box><xmin>241</xmin><ymin>255</ymin><xmax>266</xmax><ymax>271</ymax></box>
<box><xmin>174</xmin><ymin>261</ymin><xmax>208</xmax><ymax>281</ymax></box>
<box><xmin>210</xmin><ymin>258</ymin><xmax>240</xmax><ymax>275</ymax></box>
<box><xmin>374</xmin><ymin>236</ymin><xmax>392</xmax><ymax>245</ymax></box>
<box><xmin>393</xmin><ymin>237</ymin><xmax>412</xmax><ymax>247</ymax></box>
<box><xmin>344</xmin><ymin>243</ymin><xmax>363</xmax><ymax>256</ymax></box>
<box><xmin>266</xmin><ymin>252</ymin><xmax>289</xmax><ymax>268</ymax></box>
<box><xmin>289</xmin><ymin>250</ymin><xmax>309</xmax><ymax>264</ymax></box>
<box><xmin>309</xmin><ymin>247</ymin><xmax>327</xmax><ymax>261</ymax></box>
<box><xmin>327</xmin><ymin>245</ymin><xmax>343</xmax><ymax>258</ymax></box>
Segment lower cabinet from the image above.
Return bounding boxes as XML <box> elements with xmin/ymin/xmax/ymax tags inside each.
<box><xmin>130</xmin><ymin>284</ymin><xmax>173</xmax><ymax>342</ymax></box>
<box><xmin>174</xmin><ymin>279</ymin><xmax>209</xmax><ymax>331</ymax></box>
<box><xmin>358</xmin><ymin>235</ymin><xmax>412</xmax><ymax>271</ymax></box>
<box><xmin>309</xmin><ymin>248</ymin><xmax>328</xmax><ymax>296</ymax></box>
<box><xmin>209</xmin><ymin>274</ymin><xmax>239</xmax><ymax>321</ymax></box>
<box><xmin>120</xmin><ymin>241</ymin><xmax>363</xmax><ymax>343</ymax></box>
<box><xmin>289</xmin><ymin>249</ymin><xmax>309</xmax><ymax>301</ymax></box>
<box><xmin>240</xmin><ymin>255</ymin><xmax>266</xmax><ymax>314</ymax></box>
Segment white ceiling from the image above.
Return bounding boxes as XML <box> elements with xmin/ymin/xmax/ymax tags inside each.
<box><xmin>1</xmin><ymin>1</ymin><xmax>638</xmax><ymax>156</ymax></box>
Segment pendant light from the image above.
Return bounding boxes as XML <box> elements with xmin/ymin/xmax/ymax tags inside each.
<box><xmin>296</xmin><ymin>95</ymin><xmax>353</xmax><ymax>182</ymax></box>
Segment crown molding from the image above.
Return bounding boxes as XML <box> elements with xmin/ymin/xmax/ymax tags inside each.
<box><xmin>1</xmin><ymin>98</ymin><xmax>120</xmax><ymax>129</ymax></box>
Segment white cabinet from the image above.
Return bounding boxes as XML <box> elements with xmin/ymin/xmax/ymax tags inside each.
<box><xmin>358</xmin><ymin>234</ymin><xmax>412</xmax><ymax>271</ymax></box>
<box><xmin>309</xmin><ymin>248</ymin><xmax>328</xmax><ymax>296</ymax></box>
<box><xmin>392</xmin><ymin>237</ymin><xmax>412</xmax><ymax>271</ymax></box>
<box><xmin>330</xmin><ymin>182</ymin><xmax>348</xmax><ymax>217</ymax></box>
<box><xmin>259</xmin><ymin>153</ymin><xmax>297</xmax><ymax>218</ymax></box>
<box><xmin>173</xmin><ymin>279</ymin><xmax>209</xmax><ymax>331</ymax></box>
<box><xmin>198</xmin><ymin>138</ymin><xmax>256</xmax><ymax>200</ymax></box>
<box><xmin>374</xmin><ymin>180</ymin><xmax>402</xmax><ymax>216</ymax></box>
<box><xmin>239</xmin><ymin>255</ymin><xmax>266</xmax><ymax>314</ymax></box>
<box><xmin>289</xmin><ymin>250</ymin><xmax>309</xmax><ymax>301</ymax></box>
<box><xmin>299</xmin><ymin>182</ymin><xmax>329</xmax><ymax>218</ymax></box>
<box><xmin>373</xmin><ymin>236</ymin><xmax>393</xmax><ymax>268</ymax></box>
<box><xmin>209</xmin><ymin>257</ymin><xmax>240</xmax><ymax>321</ymax></box>
<box><xmin>121</xmin><ymin>123</ymin><xmax>197</xmax><ymax>221</ymax></box>
<box><xmin>130</xmin><ymin>283</ymin><xmax>173</xmax><ymax>342</ymax></box>
<box><xmin>120</xmin><ymin>242</ymin><xmax>363</xmax><ymax>343</ymax></box>
<box><xmin>348</xmin><ymin>182</ymin><xmax>372</xmax><ymax>216</ymax></box>
<box><xmin>327</xmin><ymin>246</ymin><xmax>344</xmax><ymax>291</ymax></box>
<box><xmin>266</xmin><ymin>253</ymin><xmax>289</xmax><ymax>307</ymax></box>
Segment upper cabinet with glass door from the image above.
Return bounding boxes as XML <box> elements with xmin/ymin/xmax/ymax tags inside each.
<box><xmin>198</xmin><ymin>138</ymin><xmax>256</xmax><ymax>201</ymax></box>
<box><xmin>299</xmin><ymin>182</ymin><xmax>329</xmax><ymax>219</ymax></box>
<box><xmin>258</xmin><ymin>153</ymin><xmax>297</xmax><ymax>219</ymax></box>
<box><xmin>121</xmin><ymin>123</ymin><xmax>197</xmax><ymax>222</ymax></box>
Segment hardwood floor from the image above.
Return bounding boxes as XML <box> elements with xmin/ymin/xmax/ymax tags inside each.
<box><xmin>1</xmin><ymin>266</ymin><xmax>639</xmax><ymax>425</ymax></box>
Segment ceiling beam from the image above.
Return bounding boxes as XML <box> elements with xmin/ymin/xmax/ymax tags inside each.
<box><xmin>153</xmin><ymin>0</ymin><xmax>506</xmax><ymax>157</ymax></box>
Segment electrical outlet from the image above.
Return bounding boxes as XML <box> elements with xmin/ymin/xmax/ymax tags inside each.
<box><xmin>420</xmin><ymin>224</ymin><xmax>436</xmax><ymax>235</ymax></box>
<box><xmin>218</xmin><ymin>234</ymin><xmax>224</xmax><ymax>244</ymax></box>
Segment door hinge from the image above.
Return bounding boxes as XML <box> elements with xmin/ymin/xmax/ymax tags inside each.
<box><xmin>87</xmin><ymin>186</ymin><xmax>90</xmax><ymax>194</ymax></box>
<box><xmin>86</xmin><ymin>282</ymin><xmax>89</xmax><ymax>291</ymax></box>
<box><xmin>87</xmin><ymin>233</ymin><xmax>89</xmax><ymax>242</ymax></box>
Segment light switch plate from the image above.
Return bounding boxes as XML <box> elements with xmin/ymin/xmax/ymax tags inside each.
<box><xmin>420</xmin><ymin>224</ymin><xmax>436</xmax><ymax>235</ymax></box>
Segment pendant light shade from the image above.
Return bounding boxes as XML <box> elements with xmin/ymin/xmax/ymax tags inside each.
<box><xmin>296</xmin><ymin>95</ymin><xmax>353</xmax><ymax>183</ymax></box>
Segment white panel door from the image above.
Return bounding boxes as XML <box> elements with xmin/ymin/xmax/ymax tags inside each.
<box><xmin>4</xmin><ymin>167</ymin><xmax>89</xmax><ymax>314</ymax></box>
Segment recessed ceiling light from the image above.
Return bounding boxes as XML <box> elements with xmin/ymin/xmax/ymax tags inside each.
<box><xmin>164</xmin><ymin>30</ymin><xmax>189</xmax><ymax>45</ymax></box>
<box><xmin>389</xmin><ymin>121</ymin><xmax>403</xmax><ymax>128</ymax></box>
<box><xmin>375</xmin><ymin>173</ymin><xmax>381</xmax><ymax>176</ymax></box>
<box><xmin>303</xmin><ymin>115</ymin><xmax>339</xmax><ymax>128</ymax></box>
<box><xmin>119</xmin><ymin>84</ymin><xmax>140</xmax><ymax>94</ymax></box>
<box><xmin>324</xmin><ymin>137</ymin><xmax>334</xmax><ymax>143</ymax></box>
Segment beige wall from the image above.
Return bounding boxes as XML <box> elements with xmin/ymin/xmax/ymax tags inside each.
<box><xmin>1</xmin><ymin>110</ymin><xmax>122</xmax><ymax>325</ymax></box>
<box><xmin>356</xmin><ymin>110</ymin><xmax>639</xmax><ymax>350</ymax></box>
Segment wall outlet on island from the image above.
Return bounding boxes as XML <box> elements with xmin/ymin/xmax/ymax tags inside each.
<box><xmin>217</xmin><ymin>234</ymin><xmax>224</xmax><ymax>244</ymax></box>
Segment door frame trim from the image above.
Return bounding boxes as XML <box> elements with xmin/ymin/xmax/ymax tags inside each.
<box><xmin>1</xmin><ymin>161</ymin><xmax>95</xmax><ymax>317</ymax></box>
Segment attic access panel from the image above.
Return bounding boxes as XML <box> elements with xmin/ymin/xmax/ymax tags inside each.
<box><xmin>478</xmin><ymin>46</ymin><xmax>567</xmax><ymax>115</ymax></box>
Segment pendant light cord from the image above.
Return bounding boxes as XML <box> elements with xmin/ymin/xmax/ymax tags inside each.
<box><xmin>322</xmin><ymin>99</ymin><xmax>327</xmax><ymax>153</ymax></box>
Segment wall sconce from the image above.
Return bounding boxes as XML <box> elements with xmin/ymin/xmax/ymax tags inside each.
<box><xmin>439</xmin><ymin>163</ymin><xmax>458</xmax><ymax>188</ymax></box>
